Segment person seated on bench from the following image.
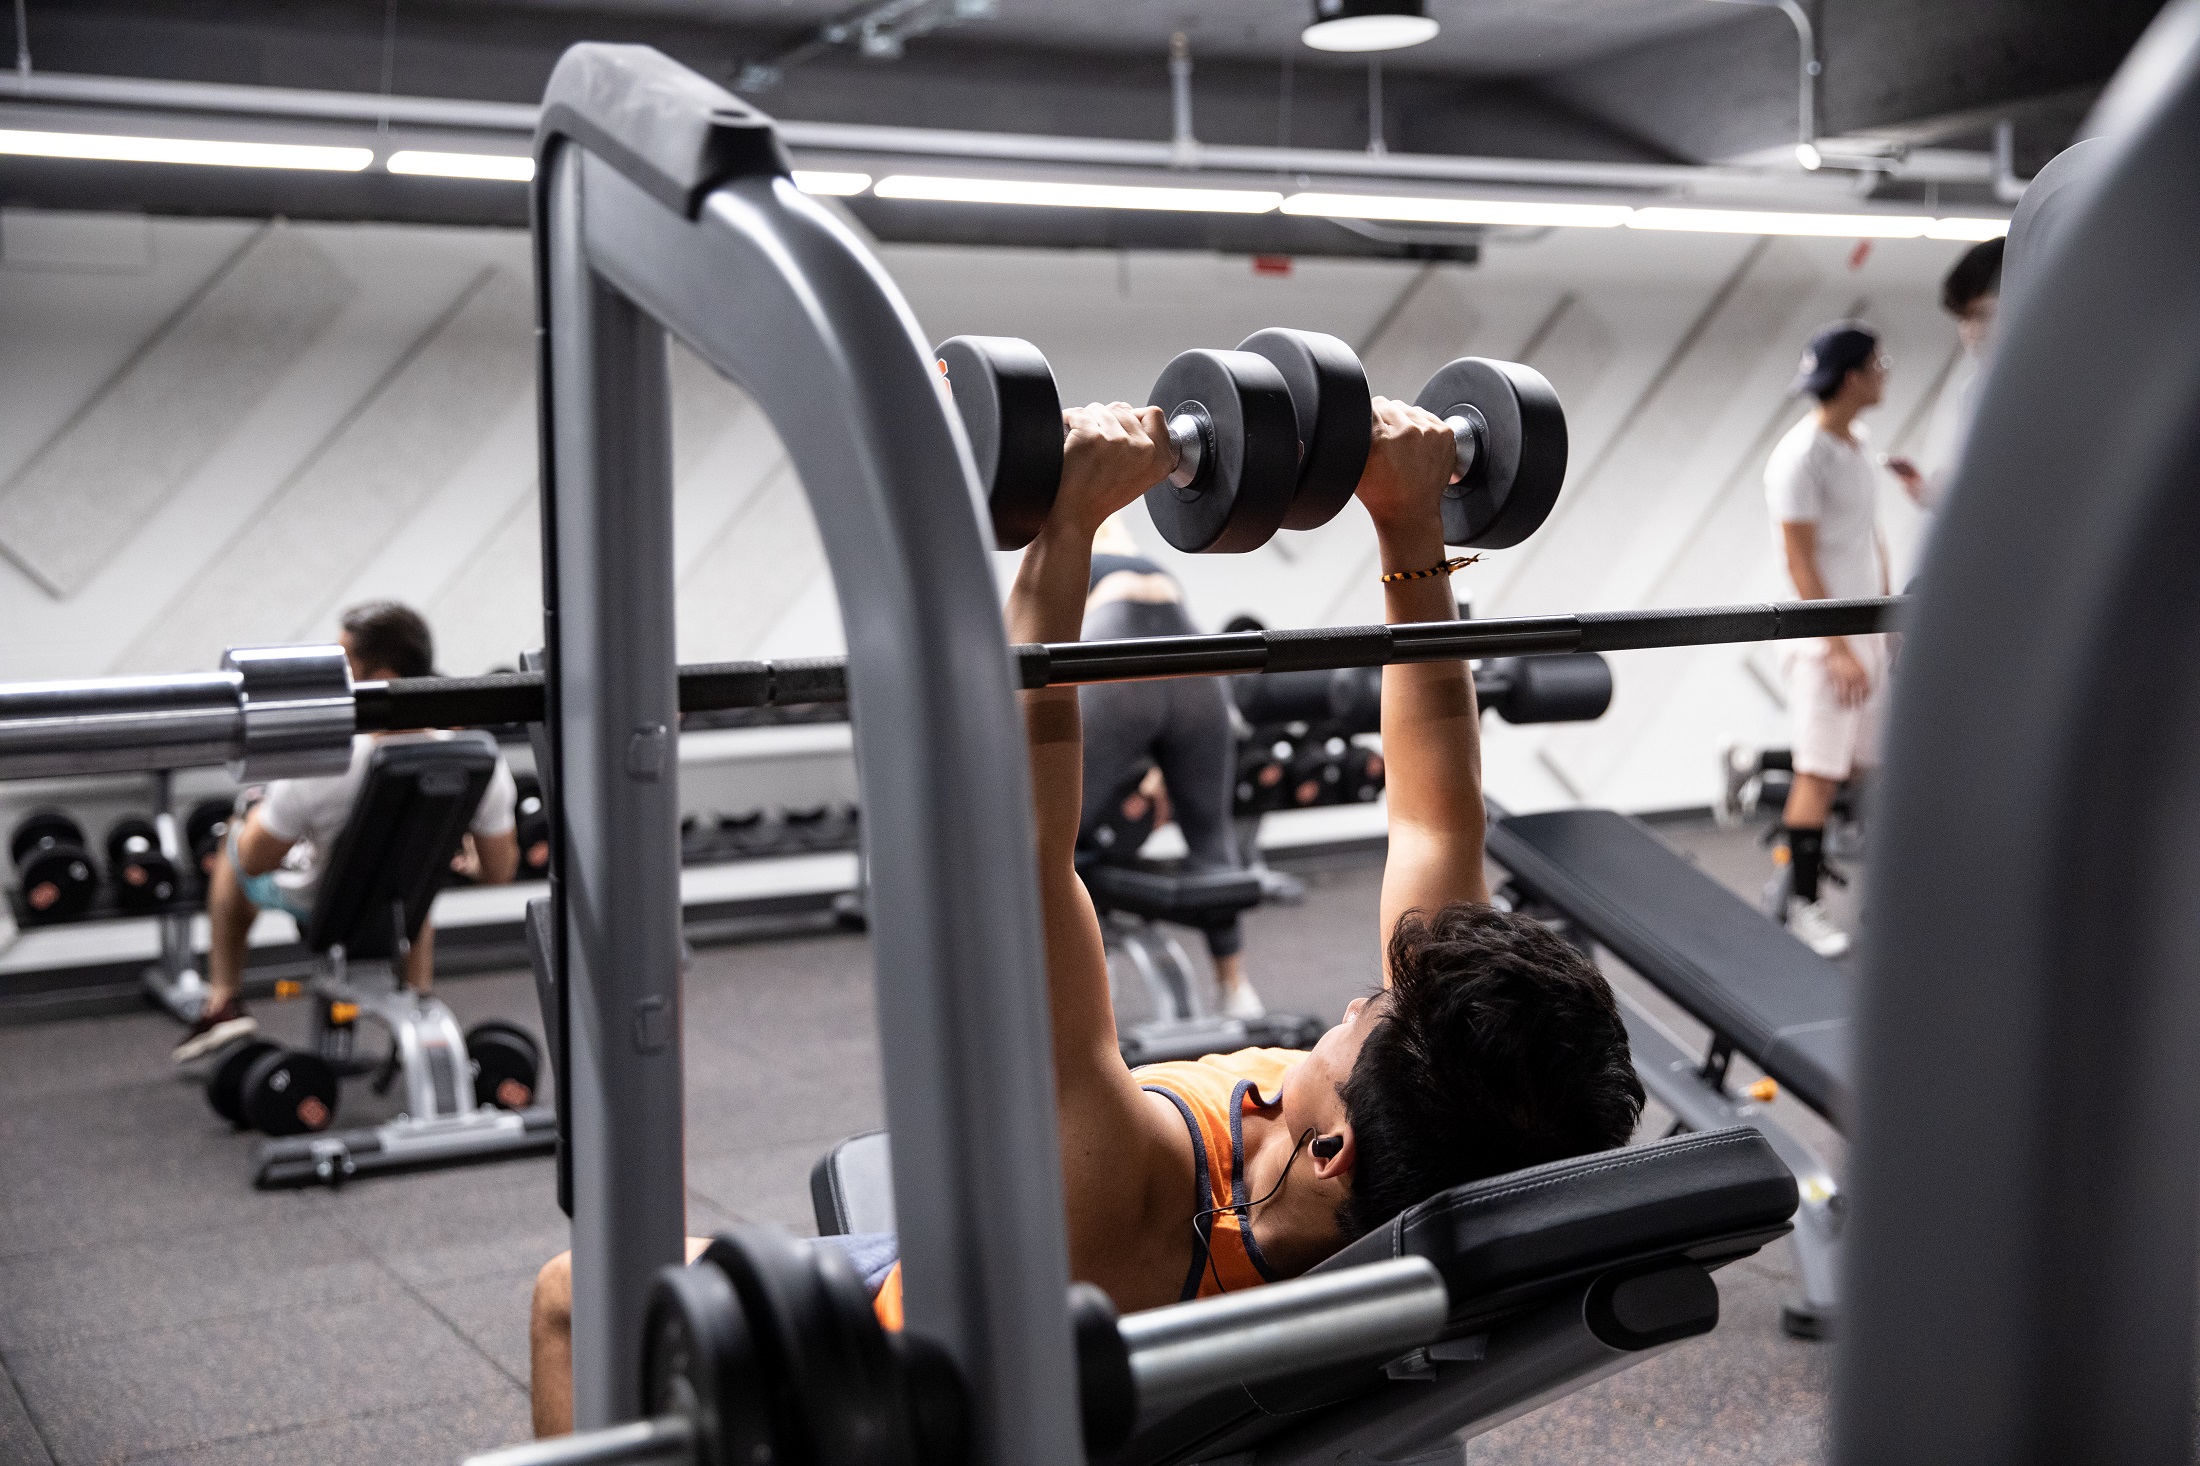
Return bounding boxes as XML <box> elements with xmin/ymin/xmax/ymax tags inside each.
<box><xmin>172</xmin><ymin>602</ymin><xmax>522</xmax><ymax>1062</ymax></box>
<box><xmin>526</xmin><ymin>398</ymin><xmax>1642</xmax><ymax>1437</ymax></box>
<box><xmin>1079</xmin><ymin>511</ymin><xmax>1266</xmax><ymax>1017</ymax></box>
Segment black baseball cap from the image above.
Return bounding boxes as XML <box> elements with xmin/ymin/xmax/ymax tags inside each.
<box><xmin>1790</xmin><ymin>321</ymin><xmax>1881</xmax><ymax>398</ymax></box>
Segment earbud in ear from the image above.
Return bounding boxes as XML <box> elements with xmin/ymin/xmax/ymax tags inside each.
<box><xmin>1311</xmin><ymin>1134</ymin><xmax>1342</xmax><ymax>1161</ymax></box>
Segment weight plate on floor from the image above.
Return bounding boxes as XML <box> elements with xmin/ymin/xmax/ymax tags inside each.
<box><xmin>1414</xmin><ymin>357</ymin><xmax>1568</xmax><ymax>549</ymax></box>
<box><xmin>703</xmin><ymin>1223</ymin><xmax>913</xmax><ymax>1466</ymax></box>
<box><xmin>936</xmin><ymin>335</ymin><xmax>1064</xmax><ymax>552</ymax></box>
<box><xmin>464</xmin><ymin>1021</ymin><xmax>541</xmax><ymax>1110</ymax></box>
<box><xmin>643</xmin><ymin>1261</ymin><xmax>776</xmax><ymax>1466</ymax></box>
<box><xmin>1142</xmin><ymin>348</ymin><xmax>1299</xmax><ymax>554</ymax></box>
<box><xmin>10</xmin><ymin>810</ymin><xmax>85</xmax><ymax>869</ymax></box>
<box><xmin>208</xmin><ymin>1039</ymin><xmax>280</xmax><ymax>1127</ymax></box>
<box><xmin>241</xmin><ymin>1047</ymin><xmax>339</xmax><ymax>1137</ymax></box>
<box><xmin>1236</xmin><ymin>328</ymin><xmax>1372</xmax><ymax>532</ymax></box>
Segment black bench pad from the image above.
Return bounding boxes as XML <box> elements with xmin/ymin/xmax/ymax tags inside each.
<box><xmin>1083</xmin><ymin>863</ymin><xmax>1263</xmax><ymax>924</ymax></box>
<box><xmin>1486</xmin><ymin>808</ymin><xmax>1853</xmax><ymax>1123</ymax></box>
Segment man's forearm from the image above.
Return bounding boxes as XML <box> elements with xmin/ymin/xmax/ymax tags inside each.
<box><xmin>1782</xmin><ymin>538</ymin><xmax>1851</xmax><ymax>658</ymax></box>
<box><xmin>1373</xmin><ymin>519</ymin><xmax>1486</xmax><ymax>861</ymax></box>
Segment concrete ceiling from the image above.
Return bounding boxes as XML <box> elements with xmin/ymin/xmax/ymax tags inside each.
<box><xmin>0</xmin><ymin>0</ymin><xmax>2171</xmax><ymax>250</ymax></box>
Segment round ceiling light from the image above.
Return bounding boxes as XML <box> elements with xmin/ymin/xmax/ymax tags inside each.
<box><xmin>1301</xmin><ymin>0</ymin><xmax>1440</xmax><ymax>53</ymax></box>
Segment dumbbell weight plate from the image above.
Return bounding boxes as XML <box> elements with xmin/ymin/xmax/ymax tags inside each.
<box><xmin>464</xmin><ymin>1020</ymin><xmax>541</xmax><ymax>1110</ymax></box>
<box><xmin>241</xmin><ymin>1046</ymin><xmax>339</xmax><ymax>1137</ymax></box>
<box><xmin>18</xmin><ymin>844</ymin><xmax>97</xmax><ymax>919</ymax></box>
<box><xmin>937</xmin><ymin>336</ymin><xmax>1065</xmax><ymax>552</ymax></box>
<box><xmin>208</xmin><ymin>1038</ymin><xmax>281</xmax><ymax>1127</ymax></box>
<box><xmin>642</xmin><ymin>1261</ymin><xmax>776</xmax><ymax>1466</ymax></box>
<box><xmin>1236</xmin><ymin>328</ymin><xmax>1372</xmax><ymax>532</ymax></box>
<box><xmin>185</xmin><ymin>800</ymin><xmax>232</xmax><ymax>876</ymax></box>
<box><xmin>702</xmin><ymin>1223</ymin><xmax>911</xmax><ymax>1466</ymax></box>
<box><xmin>112</xmin><ymin>850</ymin><xmax>181</xmax><ymax>911</ymax></box>
<box><xmin>1415</xmin><ymin>357</ymin><xmax>1568</xmax><ymax>549</ymax></box>
<box><xmin>1143</xmin><ymin>349</ymin><xmax>1300</xmax><ymax>555</ymax></box>
<box><xmin>10</xmin><ymin>811</ymin><xmax>85</xmax><ymax>869</ymax></box>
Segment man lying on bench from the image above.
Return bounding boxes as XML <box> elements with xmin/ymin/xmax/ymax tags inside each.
<box><xmin>526</xmin><ymin>394</ymin><xmax>1644</xmax><ymax>1435</ymax></box>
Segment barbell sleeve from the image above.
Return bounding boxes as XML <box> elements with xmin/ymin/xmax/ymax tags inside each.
<box><xmin>462</xmin><ymin>1415</ymin><xmax>696</xmax><ymax>1466</ymax></box>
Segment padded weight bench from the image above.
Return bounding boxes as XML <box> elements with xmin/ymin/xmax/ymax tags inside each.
<box><xmin>813</xmin><ymin>1124</ymin><xmax>1796</xmax><ymax>1464</ymax></box>
<box><xmin>252</xmin><ymin>732</ymin><xmax>556</xmax><ymax>1187</ymax></box>
<box><xmin>1483</xmin><ymin>805</ymin><xmax>1851</xmax><ymax>1338</ymax></box>
<box><xmin>1082</xmin><ymin>861</ymin><xmax>1324</xmax><ymax>1065</ymax></box>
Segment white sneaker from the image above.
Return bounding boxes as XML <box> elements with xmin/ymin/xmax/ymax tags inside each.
<box><xmin>1785</xmin><ymin>899</ymin><xmax>1851</xmax><ymax>959</ymax></box>
<box><xmin>1220</xmin><ymin>979</ymin><xmax>1268</xmax><ymax>1020</ymax></box>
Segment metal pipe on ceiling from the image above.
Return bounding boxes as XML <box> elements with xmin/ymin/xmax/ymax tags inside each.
<box><xmin>0</xmin><ymin>67</ymin><xmax>1874</xmax><ymax>202</ymax></box>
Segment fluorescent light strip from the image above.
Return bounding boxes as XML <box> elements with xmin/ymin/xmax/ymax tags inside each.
<box><xmin>386</xmin><ymin>149</ymin><xmax>534</xmax><ymax>181</ymax></box>
<box><xmin>1283</xmin><ymin>191</ymin><xmax>1631</xmax><ymax>229</ymax></box>
<box><xmin>1628</xmin><ymin>207</ymin><xmax>1932</xmax><ymax>238</ymax></box>
<box><xmin>792</xmin><ymin>169</ymin><xmax>873</xmax><ymax>196</ymax></box>
<box><xmin>875</xmin><ymin>174</ymin><xmax>1282</xmax><ymax>213</ymax></box>
<box><xmin>0</xmin><ymin>128</ymin><xmax>371</xmax><ymax>172</ymax></box>
<box><xmin>1925</xmin><ymin>216</ymin><xmax>2010</xmax><ymax>241</ymax></box>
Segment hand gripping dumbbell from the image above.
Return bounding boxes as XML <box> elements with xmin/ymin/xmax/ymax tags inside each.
<box><xmin>1224</xmin><ymin>328</ymin><xmax>1568</xmax><ymax>551</ymax></box>
<box><xmin>940</xmin><ymin>330</ymin><xmax>1566</xmax><ymax>555</ymax></box>
<box><xmin>938</xmin><ymin>334</ymin><xmax>1299</xmax><ymax>554</ymax></box>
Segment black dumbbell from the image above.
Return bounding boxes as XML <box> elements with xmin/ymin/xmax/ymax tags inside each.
<box><xmin>514</xmin><ymin>777</ymin><xmax>551</xmax><ymax>879</ymax></box>
<box><xmin>939</xmin><ymin>335</ymin><xmax>1300</xmax><ymax>554</ymax></box>
<box><xmin>212</xmin><ymin>1043</ymin><xmax>338</xmax><ymax>1135</ymax></box>
<box><xmin>185</xmin><ymin>799</ymin><xmax>233</xmax><ymax>879</ymax></box>
<box><xmin>1337</xmin><ymin>744</ymin><xmax>1386</xmax><ymax>803</ymax></box>
<box><xmin>106</xmin><ymin>816</ymin><xmax>181</xmax><ymax>912</ymax></box>
<box><xmin>1415</xmin><ymin>357</ymin><xmax>1568</xmax><ymax>549</ymax></box>
<box><xmin>9</xmin><ymin>811</ymin><xmax>96</xmax><ymax>922</ymax></box>
<box><xmin>1285</xmin><ymin>739</ymin><xmax>1349</xmax><ymax>808</ymax></box>
<box><xmin>1234</xmin><ymin>738</ymin><xmax>1293</xmax><ymax>817</ymax></box>
<box><xmin>466</xmin><ymin>1019</ymin><xmax>542</xmax><ymax>1110</ymax></box>
<box><xmin>1479</xmin><ymin>653</ymin><xmax>1614</xmax><ymax>725</ymax></box>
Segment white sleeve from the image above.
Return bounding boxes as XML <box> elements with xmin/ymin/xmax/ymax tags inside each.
<box><xmin>257</xmin><ymin>778</ymin><xmax>311</xmax><ymax>842</ymax></box>
<box><xmin>1765</xmin><ymin>438</ymin><xmax>1823</xmax><ymax>524</ymax></box>
<box><xmin>472</xmin><ymin>757</ymin><xmax>519</xmax><ymax>837</ymax></box>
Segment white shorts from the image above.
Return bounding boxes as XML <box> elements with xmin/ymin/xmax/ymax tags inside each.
<box><xmin>1784</xmin><ymin>634</ymin><xmax>1889</xmax><ymax>781</ymax></box>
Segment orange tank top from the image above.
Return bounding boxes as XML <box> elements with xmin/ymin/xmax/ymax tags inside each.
<box><xmin>867</xmin><ymin>1047</ymin><xmax>1306</xmax><ymax>1329</ymax></box>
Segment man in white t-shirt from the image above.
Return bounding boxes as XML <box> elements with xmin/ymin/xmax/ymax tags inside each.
<box><xmin>1887</xmin><ymin>237</ymin><xmax>2003</xmax><ymax>523</ymax></box>
<box><xmin>173</xmin><ymin>603</ymin><xmax>521</xmax><ymax>1062</ymax></box>
<box><xmin>1763</xmin><ymin>321</ymin><xmax>1894</xmax><ymax>959</ymax></box>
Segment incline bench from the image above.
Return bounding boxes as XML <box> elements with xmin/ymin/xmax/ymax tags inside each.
<box><xmin>1083</xmin><ymin>860</ymin><xmax>1324</xmax><ymax>1066</ymax></box>
<box><xmin>1484</xmin><ymin>805</ymin><xmax>1850</xmax><ymax>1338</ymax></box>
<box><xmin>244</xmin><ymin>732</ymin><xmax>556</xmax><ymax>1186</ymax></box>
<box><xmin>813</xmin><ymin>1124</ymin><xmax>1797</xmax><ymax>1463</ymax></box>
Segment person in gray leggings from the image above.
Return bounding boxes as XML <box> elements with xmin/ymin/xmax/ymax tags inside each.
<box><xmin>1079</xmin><ymin>514</ymin><xmax>1265</xmax><ymax>1017</ymax></box>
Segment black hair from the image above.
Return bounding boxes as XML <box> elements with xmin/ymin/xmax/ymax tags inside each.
<box><xmin>1337</xmin><ymin>902</ymin><xmax>1644</xmax><ymax>1240</ymax></box>
<box><xmin>1941</xmin><ymin>237</ymin><xmax>2004</xmax><ymax>316</ymax></box>
<box><xmin>340</xmin><ymin>601</ymin><xmax>435</xmax><ymax>680</ymax></box>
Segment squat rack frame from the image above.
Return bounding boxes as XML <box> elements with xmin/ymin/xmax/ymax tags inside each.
<box><xmin>529</xmin><ymin>46</ymin><xmax>1080</xmax><ymax>1456</ymax></box>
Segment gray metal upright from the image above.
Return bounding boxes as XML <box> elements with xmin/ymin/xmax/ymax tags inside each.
<box><xmin>531</xmin><ymin>44</ymin><xmax>1081</xmax><ymax>1464</ymax></box>
<box><xmin>538</xmin><ymin>140</ymin><xmax>687</xmax><ymax>1427</ymax></box>
<box><xmin>1835</xmin><ymin>3</ymin><xmax>2200</xmax><ymax>1460</ymax></box>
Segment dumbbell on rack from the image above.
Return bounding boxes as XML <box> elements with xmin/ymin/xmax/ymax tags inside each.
<box><xmin>9</xmin><ymin>811</ymin><xmax>97</xmax><ymax>922</ymax></box>
<box><xmin>106</xmin><ymin>815</ymin><xmax>182</xmax><ymax>912</ymax></box>
<box><xmin>939</xmin><ymin>329</ymin><xmax>1565</xmax><ymax>556</ymax></box>
<box><xmin>185</xmin><ymin>798</ymin><xmax>233</xmax><ymax>882</ymax></box>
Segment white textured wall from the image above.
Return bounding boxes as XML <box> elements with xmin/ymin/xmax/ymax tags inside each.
<box><xmin>0</xmin><ymin>205</ymin><xmax>1971</xmax><ymax>813</ymax></box>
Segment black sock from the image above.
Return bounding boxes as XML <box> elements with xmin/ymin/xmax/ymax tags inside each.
<box><xmin>1786</xmin><ymin>826</ymin><xmax>1824</xmax><ymax>904</ymax></box>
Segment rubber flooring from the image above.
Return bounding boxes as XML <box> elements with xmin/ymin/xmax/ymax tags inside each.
<box><xmin>0</xmin><ymin>814</ymin><xmax>1849</xmax><ymax>1464</ymax></box>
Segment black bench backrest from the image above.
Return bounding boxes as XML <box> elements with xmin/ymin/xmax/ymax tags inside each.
<box><xmin>1486</xmin><ymin>807</ymin><xmax>1853</xmax><ymax>1122</ymax></box>
<box><xmin>303</xmin><ymin>732</ymin><xmax>498</xmax><ymax>960</ymax></box>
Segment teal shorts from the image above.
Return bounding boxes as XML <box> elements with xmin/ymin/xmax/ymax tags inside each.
<box><xmin>229</xmin><ymin>826</ymin><xmax>313</xmax><ymax>922</ymax></box>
